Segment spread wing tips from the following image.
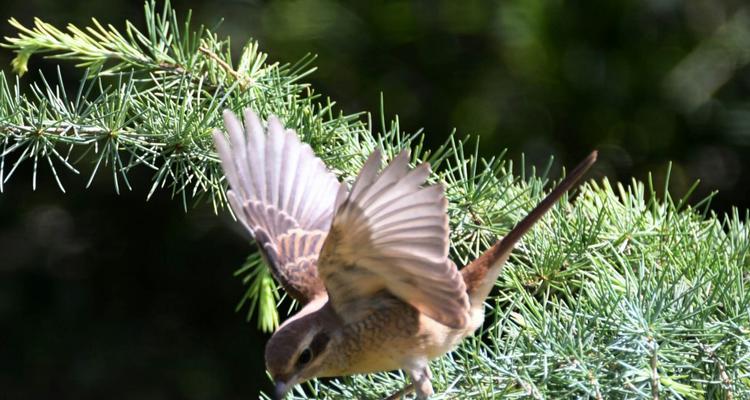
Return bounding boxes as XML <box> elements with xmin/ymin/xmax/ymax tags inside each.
<box><xmin>242</xmin><ymin>108</ymin><xmax>263</xmax><ymax>134</ymax></box>
<box><xmin>216</xmin><ymin>108</ymin><xmax>338</xmax><ymax>303</ymax></box>
<box><xmin>322</xmin><ymin>147</ymin><xmax>469</xmax><ymax>327</ymax></box>
<box><xmin>348</xmin><ymin>147</ymin><xmax>382</xmax><ymax>200</ymax></box>
<box><xmin>212</xmin><ymin>129</ymin><xmax>233</xmax><ymax>181</ymax></box>
<box><xmin>223</xmin><ymin>109</ymin><xmax>246</xmax><ymax>154</ymax></box>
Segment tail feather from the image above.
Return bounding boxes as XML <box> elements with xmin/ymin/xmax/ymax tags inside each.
<box><xmin>461</xmin><ymin>151</ymin><xmax>598</xmax><ymax>307</ymax></box>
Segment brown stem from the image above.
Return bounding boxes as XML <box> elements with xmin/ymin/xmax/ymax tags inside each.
<box><xmin>382</xmin><ymin>383</ymin><xmax>414</xmax><ymax>400</ymax></box>
<box><xmin>198</xmin><ymin>46</ymin><xmax>247</xmax><ymax>86</ymax></box>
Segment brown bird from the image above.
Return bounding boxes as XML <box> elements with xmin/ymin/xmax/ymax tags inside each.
<box><xmin>213</xmin><ymin>109</ymin><xmax>597</xmax><ymax>399</ymax></box>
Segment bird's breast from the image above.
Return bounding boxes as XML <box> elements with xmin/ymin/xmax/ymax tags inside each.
<box><xmin>321</xmin><ymin>294</ymin><xmax>469</xmax><ymax>377</ymax></box>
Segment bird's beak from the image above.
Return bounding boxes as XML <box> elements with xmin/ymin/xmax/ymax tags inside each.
<box><xmin>273</xmin><ymin>380</ymin><xmax>289</xmax><ymax>400</ymax></box>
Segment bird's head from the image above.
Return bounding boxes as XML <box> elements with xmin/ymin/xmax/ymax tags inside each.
<box><xmin>265</xmin><ymin>298</ymin><xmax>336</xmax><ymax>399</ymax></box>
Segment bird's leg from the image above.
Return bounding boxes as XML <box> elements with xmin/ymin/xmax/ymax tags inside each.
<box><xmin>407</xmin><ymin>363</ymin><xmax>434</xmax><ymax>400</ymax></box>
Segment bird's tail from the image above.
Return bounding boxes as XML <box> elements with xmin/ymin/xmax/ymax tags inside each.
<box><xmin>461</xmin><ymin>151</ymin><xmax>598</xmax><ymax>309</ymax></box>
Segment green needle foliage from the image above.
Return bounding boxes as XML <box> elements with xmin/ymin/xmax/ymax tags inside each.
<box><xmin>2</xmin><ymin>1</ymin><xmax>749</xmax><ymax>398</ymax></box>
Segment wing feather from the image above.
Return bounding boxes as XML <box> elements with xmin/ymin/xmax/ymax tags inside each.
<box><xmin>214</xmin><ymin>109</ymin><xmax>342</xmax><ymax>303</ymax></box>
<box><xmin>318</xmin><ymin>149</ymin><xmax>470</xmax><ymax>329</ymax></box>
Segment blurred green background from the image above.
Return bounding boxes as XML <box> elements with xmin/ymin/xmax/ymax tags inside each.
<box><xmin>1</xmin><ymin>0</ymin><xmax>749</xmax><ymax>399</ymax></box>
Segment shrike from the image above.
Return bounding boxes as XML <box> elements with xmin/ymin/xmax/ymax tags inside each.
<box><xmin>213</xmin><ymin>109</ymin><xmax>597</xmax><ymax>399</ymax></box>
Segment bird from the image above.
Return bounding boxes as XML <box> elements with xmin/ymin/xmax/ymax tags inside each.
<box><xmin>213</xmin><ymin>108</ymin><xmax>597</xmax><ymax>400</ymax></box>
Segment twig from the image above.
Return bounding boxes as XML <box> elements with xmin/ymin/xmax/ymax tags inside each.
<box><xmin>700</xmin><ymin>344</ymin><xmax>734</xmax><ymax>399</ymax></box>
<box><xmin>383</xmin><ymin>383</ymin><xmax>414</xmax><ymax>400</ymax></box>
<box><xmin>649</xmin><ymin>337</ymin><xmax>660</xmax><ymax>400</ymax></box>
<box><xmin>198</xmin><ymin>45</ymin><xmax>249</xmax><ymax>87</ymax></box>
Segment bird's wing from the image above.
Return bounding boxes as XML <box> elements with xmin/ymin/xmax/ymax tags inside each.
<box><xmin>317</xmin><ymin>149</ymin><xmax>470</xmax><ymax>329</ymax></box>
<box><xmin>213</xmin><ymin>109</ymin><xmax>341</xmax><ymax>303</ymax></box>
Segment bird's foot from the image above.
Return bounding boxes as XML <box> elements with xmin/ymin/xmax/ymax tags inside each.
<box><xmin>408</xmin><ymin>365</ymin><xmax>433</xmax><ymax>400</ymax></box>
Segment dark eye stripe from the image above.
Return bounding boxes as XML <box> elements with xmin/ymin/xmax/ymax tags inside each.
<box><xmin>295</xmin><ymin>332</ymin><xmax>330</xmax><ymax>369</ymax></box>
<box><xmin>309</xmin><ymin>331</ymin><xmax>330</xmax><ymax>356</ymax></box>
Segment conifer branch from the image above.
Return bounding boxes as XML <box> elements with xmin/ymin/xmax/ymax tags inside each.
<box><xmin>2</xmin><ymin>1</ymin><xmax>749</xmax><ymax>398</ymax></box>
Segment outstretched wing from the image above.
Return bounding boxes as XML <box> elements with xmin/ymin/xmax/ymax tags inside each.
<box><xmin>213</xmin><ymin>109</ymin><xmax>341</xmax><ymax>303</ymax></box>
<box><xmin>317</xmin><ymin>149</ymin><xmax>470</xmax><ymax>329</ymax></box>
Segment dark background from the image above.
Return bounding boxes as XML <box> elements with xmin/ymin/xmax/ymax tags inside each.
<box><xmin>1</xmin><ymin>0</ymin><xmax>749</xmax><ymax>399</ymax></box>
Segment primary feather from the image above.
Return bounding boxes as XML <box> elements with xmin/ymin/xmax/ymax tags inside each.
<box><xmin>213</xmin><ymin>109</ymin><xmax>341</xmax><ymax>302</ymax></box>
<box><xmin>318</xmin><ymin>149</ymin><xmax>470</xmax><ymax>329</ymax></box>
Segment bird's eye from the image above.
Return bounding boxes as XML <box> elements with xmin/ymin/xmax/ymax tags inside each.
<box><xmin>297</xmin><ymin>348</ymin><xmax>313</xmax><ymax>366</ymax></box>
